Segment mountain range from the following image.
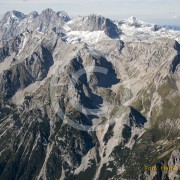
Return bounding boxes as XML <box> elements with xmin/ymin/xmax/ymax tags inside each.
<box><xmin>0</xmin><ymin>9</ymin><xmax>180</xmax><ymax>180</ymax></box>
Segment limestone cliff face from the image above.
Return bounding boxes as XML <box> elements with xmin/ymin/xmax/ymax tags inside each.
<box><xmin>0</xmin><ymin>9</ymin><xmax>180</xmax><ymax>180</ymax></box>
<box><xmin>0</xmin><ymin>9</ymin><xmax>70</xmax><ymax>41</ymax></box>
<box><xmin>66</xmin><ymin>14</ymin><xmax>120</xmax><ymax>39</ymax></box>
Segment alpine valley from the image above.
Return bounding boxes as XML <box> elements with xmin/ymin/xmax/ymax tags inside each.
<box><xmin>0</xmin><ymin>9</ymin><xmax>180</xmax><ymax>180</ymax></box>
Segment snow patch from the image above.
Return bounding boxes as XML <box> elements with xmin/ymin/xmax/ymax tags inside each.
<box><xmin>65</xmin><ymin>31</ymin><xmax>110</xmax><ymax>44</ymax></box>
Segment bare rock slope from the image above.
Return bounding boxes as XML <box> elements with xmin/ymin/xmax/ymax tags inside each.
<box><xmin>0</xmin><ymin>9</ymin><xmax>180</xmax><ymax>180</ymax></box>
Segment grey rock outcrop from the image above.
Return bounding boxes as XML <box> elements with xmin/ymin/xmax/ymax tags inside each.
<box><xmin>67</xmin><ymin>14</ymin><xmax>120</xmax><ymax>38</ymax></box>
<box><xmin>0</xmin><ymin>8</ymin><xmax>71</xmax><ymax>41</ymax></box>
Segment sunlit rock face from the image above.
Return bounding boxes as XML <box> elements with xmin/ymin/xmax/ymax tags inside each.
<box><xmin>0</xmin><ymin>9</ymin><xmax>180</xmax><ymax>180</ymax></box>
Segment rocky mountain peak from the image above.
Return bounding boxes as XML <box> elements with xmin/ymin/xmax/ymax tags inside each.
<box><xmin>123</xmin><ymin>16</ymin><xmax>148</xmax><ymax>28</ymax></box>
<box><xmin>9</xmin><ymin>10</ymin><xmax>26</xmax><ymax>20</ymax></box>
<box><xmin>67</xmin><ymin>13</ymin><xmax>120</xmax><ymax>39</ymax></box>
<box><xmin>41</xmin><ymin>8</ymin><xmax>55</xmax><ymax>14</ymax></box>
<box><xmin>40</xmin><ymin>8</ymin><xmax>57</xmax><ymax>19</ymax></box>
<box><xmin>0</xmin><ymin>9</ymin><xmax>71</xmax><ymax>40</ymax></box>
<box><xmin>10</xmin><ymin>10</ymin><xmax>25</xmax><ymax>19</ymax></box>
<box><xmin>0</xmin><ymin>10</ymin><xmax>25</xmax><ymax>24</ymax></box>
<box><xmin>28</xmin><ymin>11</ymin><xmax>39</xmax><ymax>19</ymax></box>
<box><xmin>56</xmin><ymin>11</ymin><xmax>71</xmax><ymax>22</ymax></box>
<box><xmin>127</xmin><ymin>16</ymin><xmax>137</xmax><ymax>24</ymax></box>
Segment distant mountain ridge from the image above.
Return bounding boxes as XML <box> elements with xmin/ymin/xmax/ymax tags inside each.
<box><xmin>0</xmin><ymin>9</ymin><xmax>180</xmax><ymax>43</ymax></box>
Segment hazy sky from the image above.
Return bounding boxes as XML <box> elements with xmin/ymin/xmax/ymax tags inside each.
<box><xmin>0</xmin><ymin>0</ymin><xmax>180</xmax><ymax>25</ymax></box>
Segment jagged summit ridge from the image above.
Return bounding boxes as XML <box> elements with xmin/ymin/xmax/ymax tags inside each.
<box><xmin>0</xmin><ymin>8</ymin><xmax>71</xmax><ymax>40</ymax></box>
<box><xmin>28</xmin><ymin>11</ymin><xmax>39</xmax><ymax>19</ymax></box>
<box><xmin>0</xmin><ymin>9</ymin><xmax>180</xmax><ymax>44</ymax></box>
<box><xmin>66</xmin><ymin>14</ymin><xmax>120</xmax><ymax>38</ymax></box>
<box><xmin>7</xmin><ymin>10</ymin><xmax>25</xmax><ymax>20</ymax></box>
